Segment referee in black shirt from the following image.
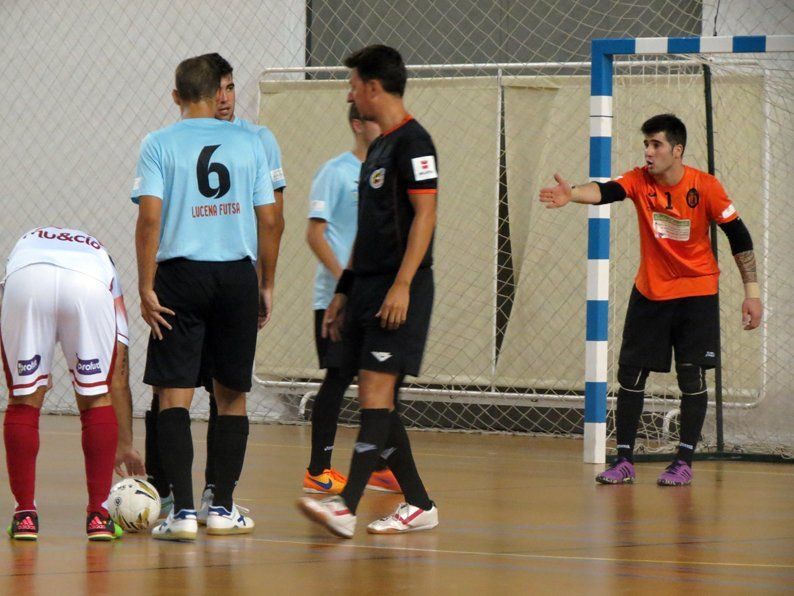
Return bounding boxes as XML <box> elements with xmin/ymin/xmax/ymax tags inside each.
<box><xmin>298</xmin><ymin>45</ymin><xmax>438</xmax><ymax>538</ymax></box>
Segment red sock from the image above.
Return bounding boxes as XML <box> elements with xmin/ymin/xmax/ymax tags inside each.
<box><xmin>4</xmin><ymin>404</ymin><xmax>41</xmax><ymax>512</ymax></box>
<box><xmin>80</xmin><ymin>405</ymin><xmax>118</xmax><ymax>514</ymax></box>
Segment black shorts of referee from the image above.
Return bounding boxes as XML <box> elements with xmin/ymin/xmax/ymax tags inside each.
<box><xmin>144</xmin><ymin>258</ymin><xmax>258</xmax><ymax>392</ymax></box>
<box><xmin>339</xmin><ymin>267</ymin><xmax>433</xmax><ymax>377</ymax></box>
<box><xmin>619</xmin><ymin>285</ymin><xmax>720</xmax><ymax>373</ymax></box>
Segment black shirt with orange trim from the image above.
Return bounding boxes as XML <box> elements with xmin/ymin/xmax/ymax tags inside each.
<box><xmin>352</xmin><ymin>116</ymin><xmax>438</xmax><ymax>275</ymax></box>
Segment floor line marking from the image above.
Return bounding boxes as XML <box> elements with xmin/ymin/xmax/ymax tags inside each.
<box><xmin>246</xmin><ymin>536</ymin><xmax>794</xmax><ymax>570</ymax></box>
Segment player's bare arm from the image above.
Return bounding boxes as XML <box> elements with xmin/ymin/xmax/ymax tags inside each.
<box><xmin>323</xmin><ymin>253</ymin><xmax>355</xmax><ymax>342</ymax></box>
<box><xmin>377</xmin><ymin>193</ymin><xmax>437</xmax><ymax>330</ymax></box>
<box><xmin>719</xmin><ymin>217</ymin><xmax>763</xmax><ymax>331</ymax></box>
<box><xmin>135</xmin><ymin>195</ymin><xmax>174</xmax><ymax>340</ymax></box>
<box><xmin>255</xmin><ymin>203</ymin><xmax>282</xmax><ymax>329</ymax></box>
<box><xmin>539</xmin><ymin>173</ymin><xmax>602</xmax><ymax>208</ymax></box>
<box><xmin>274</xmin><ymin>188</ymin><xmax>286</xmax><ymax>240</ymax></box>
<box><xmin>307</xmin><ymin>218</ymin><xmax>344</xmax><ymax>279</ymax></box>
<box><xmin>735</xmin><ymin>249</ymin><xmax>762</xmax><ymax>330</ymax></box>
<box><xmin>110</xmin><ymin>342</ymin><xmax>145</xmax><ymax>477</ymax></box>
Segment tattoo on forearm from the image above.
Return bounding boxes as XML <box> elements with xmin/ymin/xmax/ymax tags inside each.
<box><xmin>734</xmin><ymin>250</ymin><xmax>757</xmax><ymax>284</ymax></box>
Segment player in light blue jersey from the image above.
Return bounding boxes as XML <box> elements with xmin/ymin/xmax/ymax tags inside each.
<box><xmin>132</xmin><ymin>55</ymin><xmax>282</xmax><ymax>541</ymax></box>
<box><xmin>301</xmin><ymin>104</ymin><xmax>402</xmax><ymax>495</ymax></box>
<box><xmin>142</xmin><ymin>53</ymin><xmax>289</xmax><ymax>523</ymax></box>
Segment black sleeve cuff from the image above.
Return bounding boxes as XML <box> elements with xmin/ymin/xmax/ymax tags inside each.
<box><xmin>595</xmin><ymin>181</ymin><xmax>627</xmax><ymax>204</ymax></box>
<box><xmin>718</xmin><ymin>217</ymin><xmax>753</xmax><ymax>254</ymax></box>
<box><xmin>335</xmin><ymin>269</ymin><xmax>355</xmax><ymax>295</ymax></box>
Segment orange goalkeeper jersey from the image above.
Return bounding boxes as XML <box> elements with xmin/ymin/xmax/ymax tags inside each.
<box><xmin>614</xmin><ymin>165</ymin><xmax>739</xmax><ymax>301</ymax></box>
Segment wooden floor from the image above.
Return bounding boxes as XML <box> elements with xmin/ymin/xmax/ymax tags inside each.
<box><xmin>0</xmin><ymin>416</ymin><xmax>792</xmax><ymax>595</ymax></box>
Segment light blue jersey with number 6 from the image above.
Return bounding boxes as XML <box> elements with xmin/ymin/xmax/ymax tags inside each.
<box><xmin>131</xmin><ymin>117</ymin><xmax>274</xmax><ymax>262</ymax></box>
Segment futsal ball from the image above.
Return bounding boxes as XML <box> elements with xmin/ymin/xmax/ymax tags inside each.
<box><xmin>107</xmin><ymin>478</ymin><xmax>161</xmax><ymax>532</ymax></box>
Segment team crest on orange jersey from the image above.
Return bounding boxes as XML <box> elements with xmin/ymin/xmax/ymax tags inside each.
<box><xmin>686</xmin><ymin>187</ymin><xmax>700</xmax><ymax>208</ymax></box>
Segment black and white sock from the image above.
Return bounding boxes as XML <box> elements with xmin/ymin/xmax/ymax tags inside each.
<box><xmin>308</xmin><ymin>369</ymin><xmax>352</xmax><ymax>476</ymax></box>
<box><xmin>212</xmin><ymin>415</ymin><xmax>249</xmax><ymax>511</ymax></box>
<box><xmin>158</xmin><ymin>407</ymin><xmax>194</xmax><ymax>512</ymax></box>
<box><xmin>677</xmin><ymin>393</ymin><xmax>707</xmax><ymax>466</ymax></box>
<box><xmin>615</xmin><ymin>387</ymin><xmax>645</xmax><ymax>462</ymax></box>
<box><xmin>382</xmin><ymin>410</ymin><xmax>432</xmax><ymax>510</ymax></box>
<box><xmin>204</xmin><ymin>392</ymin><xmax>217</xmax><ymax>491</ymax></box>
<box><xmin>339</xmin><ymin>408</ymin><xmax>391</xmax><ymax>514</ymax></box>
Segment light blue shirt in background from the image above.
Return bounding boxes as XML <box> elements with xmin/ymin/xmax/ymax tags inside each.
<box><xmin>308</xmin><ymin>151</ymin><xmax>361</xmax><ymax>310</ymax></box>
<box><xmin>233</xmin><ymin>117</ymin><xmax>286</xmax><ymax>190</ymax></box>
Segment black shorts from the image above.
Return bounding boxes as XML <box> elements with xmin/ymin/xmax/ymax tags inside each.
<box><xmin>339</xmin><ymin>268</ymin><xmax>434</xmax><ymax>377</ymax></box>
<box><xmin>314</xmin><ymin>309</ymin><xmax>346</xmax><ymax>370</ymax></box>
<box><xmin>619</xmin><ymin>286</ymin><xmax>719</xmax><ymax>372</ymax></box>
<box><xmin>144</xmin><ymin>258</ymin><xmax>258</xmax><ymax>392</ymax></box>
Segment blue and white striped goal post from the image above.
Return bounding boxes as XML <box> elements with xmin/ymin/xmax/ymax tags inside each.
<box><xmin>584</xmin><ymin>34</ymin><xmax>794</xmax><ymax>464</ymax></box>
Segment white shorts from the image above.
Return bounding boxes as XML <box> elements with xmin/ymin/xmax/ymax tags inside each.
<box><xmin>1</xmin><ymin>264</ymin><xmax>117</xmax><ymax>397</ymax></box>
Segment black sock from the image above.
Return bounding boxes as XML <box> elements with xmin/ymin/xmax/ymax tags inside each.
<box><xmin>145</xmin><ymin>392</ymin><xmax>170</xmax><ymax>498</ymax></box>
<box><xmin>677</xmin><ymin>393</ymin><xmax>707</xmax><ymax>466</ymax></box>
<box><xmin>212</xmin><ymin>415</ymin><xmax>249</xmax><ymax>511</ymax></box>
<box><xmin>158</xmin><ymin>407</ymin><xmax>194</xmax><ymax>512</ymax></box>
<box><xmin>339</xmin><ymin>408</ymin><xmax>391</xmax><ymax>514</ymax></box>
<box><xmin>383</xmin><ymin>410</ymin><xmax>432</xmax><ymax>510</ymax></box>
<box><xmin>615</xmin><ymin>387</ymin><xmax>645</xmax><ymax>463</ymax></box>
<box><xmin>204</xmin><ymin>392</ymin><xmax>217</xmax><ymax>490</ymax></box>
<box><xmin>308</xmin><ymin>369</ymin><xmax>352</xmax><ymax>476</ymax></box>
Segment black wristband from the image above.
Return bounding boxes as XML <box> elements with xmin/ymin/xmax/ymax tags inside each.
<box><xmin>335</xmin><ymin>269</ymin><xmax>355</xmax><ymax>295</ymax></box>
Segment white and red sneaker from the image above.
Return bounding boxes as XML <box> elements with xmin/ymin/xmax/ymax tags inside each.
<box><xmin>367</xmin><ymin>502</ymin><xmax>438</xmax><ymax>534</ymax></box>
<box><xmin>297</xmin><ymin>496</ymin><xmax>356</xmax><ymax>538</ymax></box>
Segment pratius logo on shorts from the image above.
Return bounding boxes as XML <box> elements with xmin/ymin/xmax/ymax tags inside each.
<box><xmin>17</xmin><ymin>355</ymin><xmax>41</xmax><ymax>376</ymax></box>
<box><xmin>76</xmin><ymin>356</ymin><xmax>102</xmax><ymax>376</ymax></box>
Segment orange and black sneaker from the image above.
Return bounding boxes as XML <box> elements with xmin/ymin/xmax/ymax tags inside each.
<box><xmin>366</xmin><ymin>468</ymin><xmax>402</xmax><ymax>493</ymax></box>
<box><xmin>7</xmin><ymin>510</ymin><xmax>38</xmax><ymax>541</ymax></box>
<box><xmin>303</xmin><ymin>468</ymin><xmax>347</xmax><ymax>494</ymax></box>
<box><xmin>86</xmin><ymin>511</ymin><xmax>123</xmax><ymax>541</ymax></box>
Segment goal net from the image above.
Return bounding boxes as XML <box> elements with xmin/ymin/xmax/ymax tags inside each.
<box><xmin>250</xmin><ymin>40</ymin><xmax>793</xmax><ymax>461</ymax></box>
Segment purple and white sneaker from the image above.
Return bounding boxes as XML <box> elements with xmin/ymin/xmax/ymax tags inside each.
<box><xmin>657</xmin><ymin>460</ymin><xmax>692</xmax><ymax>486</ymax></box>
<box><xmin>595</xmin><ymin>457</ymin><xmax>635</xmax><ymax>484</ymax></box>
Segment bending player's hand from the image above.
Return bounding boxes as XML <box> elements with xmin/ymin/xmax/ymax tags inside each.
<box><xmin>323</xmin><ymin>293</ymin><xmax>347</xmax><ymax>342</ymax></box>
<box><xmin>377</xmin><ymin>281</ymin><xmax>410</xmax><ymax>330</ymax></box>
<box><xmin>258</xmin><ymin>287</ymin><xmax>273</xmax><ymax>330</ymax></box>
<box><xmin>114</xmin><ymin>444</ymin><xmax>145</xmax><ymax>477</ymax></box>
<box><xmin>742</xmin><ymin>297</ymin><xmax>762</xmax><ymax>330</ymax></box>
<box><xmin>139</xmin><ymin>289</ymin><xmax>174</xmax><ymax>340</ymax></box>
<box><xmin>539</xmin><ymin>173</ymin><xmax>573</xmax><ymax>208</ymax></box>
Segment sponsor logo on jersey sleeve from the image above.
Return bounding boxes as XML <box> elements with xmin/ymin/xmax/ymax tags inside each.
<box><xmin>76</xmin><ymin>357</ymin><xmax>102</xmax><ymax>376</ymax></box>
<box><xmin>721</xmin><ymin>204</ymin><xmax>736</xmax><ymax>219</ymax></box>
<box><xmin>310</xmin><ymin>200</ymin><xmax>326</xmax><ymax>213</ymax></box>
<box><xmin>132</xmin><ymin>177</ymin><xmax>141</xmax><ymax>192</ymax></box>
<box><xmin>370</xmin><ymin>168</ymin><xmax>386</xmax><ymax>189</ymax></box>
<box><xmin>411</xmin><ymin>156</ymin><xmax>437</xmax><ymax>181</ymax></box>
<box><xmin>270</xmin><ymin>168</ymin><xmax>284</xmax><ymax>182</ymax></box>
<box><xmin>17</xmin><ymin>355</ymin><xmax>41</xmax><ymax>376</ymax></box>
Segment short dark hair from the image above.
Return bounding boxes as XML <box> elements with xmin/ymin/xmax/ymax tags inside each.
<box><xmin>175</xmin><ymin>55</ymin><xmax>221</xmax><ymax>102</ymax></box>
<box><xmin>344</xmin><ymin>45</ymin><xmax>406</xmax><ymax>97</ymax></box>
<box><xmin>202</xmin><ymin>52</ymin><xmax>234</xmax><ymax>77</ymax></box>
<box><xmin>641</xmin><ymin>113</ymin><xmax>687</xmax><ymax>153</ymax></box>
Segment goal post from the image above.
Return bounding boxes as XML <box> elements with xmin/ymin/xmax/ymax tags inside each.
<box><xmin>585</xmin><ymin>35</ymin><xmax>794</xmax><ymax>464</ymax></box>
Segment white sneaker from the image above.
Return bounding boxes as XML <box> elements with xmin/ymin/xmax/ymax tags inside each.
<box><xmin>297</xmin><ymin>496</ymin><xmax>356</xmax><ymax>539</ymax></box>
<box><xmin>159</xmin><ymin>493</ymin><xmax>174</xmax><ymax>518</ymax></box>
<box><xmin>367</xmin><ymin>502</ymin><xmax>438</xmax><ymax>534</ymax></box>
<box><xmin>196</xmin><ymin>487</ymin><xmax>214</xmax><ymax>525</ymax></box>
<box><xmin>152</xmin><ymin>509</ymin><xmax>198</xmax><ymax>541</ymax></box>
<box><xmin>206</xmin><ymin>504</ymin><xmax>255</xmax><ymax>535</ymax></box>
